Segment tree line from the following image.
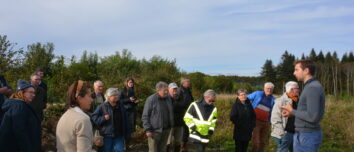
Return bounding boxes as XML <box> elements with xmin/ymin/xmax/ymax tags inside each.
<box><xmin>1</xmin><ymin>34</ymin><xmax>353</xmax><ymax>103</ymax></box>
<box><xmin>261</xmin><ymin>49</ymin><xmax>354</xmax><ymax>97</ymax></box>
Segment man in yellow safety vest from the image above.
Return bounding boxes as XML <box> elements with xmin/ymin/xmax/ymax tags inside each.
<box><xmin>183</xmin><ymin>89</ymin><xmax>217</xmax><ymax>152</ymax></box>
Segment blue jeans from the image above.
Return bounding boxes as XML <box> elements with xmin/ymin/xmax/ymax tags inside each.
<box><xmin>104</xmin><ymin>136</ymin><xmax>125</xmax><ymax>152</ymax></box>
<box><xmin>294</xmin><ymin>131</ymin><xmax>322</xmax><ymax>152</ymax></box>
<box><xmin>272</xmin><ymin>133</ymin><xmax>294</xmax><ymax>152</ymax></box>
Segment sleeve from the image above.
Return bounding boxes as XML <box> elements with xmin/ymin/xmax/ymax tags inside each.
<box><xmin>120</xmin><ymin>90</ymin><xmax>131</xmax><ymax>104</ymax></box>
<box><xmin>75</xmin><ymin>118</ymin><xmax>93</xmax><ymax>152</ymax></box>
<box><xmin>271</xmin><ymin>98</ymin><xmax>285</xmax><ymax>136</ymax></box>
<box><xmin>209</xmin><ymin>108</ymin><xmax>217</xmax><ymax>134</ymax></box>
<box><xmin>230</xmin><ymin>102</ymin><xmax>238</xmax><ymax>124</ymax></box>
<box><xmin>293</xmin><ymin>87</ymin><xmax>324</xmax><ymax>123</ymax></box>
<box><xmin>11</xmin><ymin>104</ymin><xmax>32</xmax><ymax>151</ymax></box>
<box><xmin>142</xmin><ymin>97</ymin><xmax>153</xmax><ymax>132</ymax></box>
<box><xmin>92</xmin><ymin>104</ymin><xmax>106</xmax><ymax>126</ymax></box>
<box><xmin>247</xmin><ymin>91</ymin><xmax>257</xmax><ymax>101</ymax></box>
<box><xmin>183</xmin><ymin>103</ymin><xmax>197</xmax><ymax>131</ymax></box>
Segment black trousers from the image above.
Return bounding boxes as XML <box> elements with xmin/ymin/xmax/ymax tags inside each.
<box><xmin>182</xmin><ymin>123</ymin><xmax>189</xmax><ymax>142</ymax></box>
<box><xmin>235</xmin><ymin>140</ymin><xmax>249</xmax><ymax>152</ymax></box>
<box><xmin>193</xmin><ymin>143</ymin><xmax>207</xmax><ymax>152</ymax></box>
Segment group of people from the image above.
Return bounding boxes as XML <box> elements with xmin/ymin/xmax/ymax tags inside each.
<box><xmin>229</xmin><ymin>59</ymin><xmax>325</xmax><ymax>152</ymax></box>
<box><xmin>0</xmin><ymin>59</ymin><xmax>326</xmax><ymax>152</ymax></box>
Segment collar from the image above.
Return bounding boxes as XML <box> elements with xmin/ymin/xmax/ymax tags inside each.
<box><xmin>304</xmin><ymin>77</ymin><xmax>316</xmax><ymax>86</ymax></box>
<box><xmin>72</xmin><ymin>106</ymin><xmax>90</xmax><ymax>119</ymax></box>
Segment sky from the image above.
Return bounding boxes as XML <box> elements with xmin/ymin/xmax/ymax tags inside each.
<box><xmin>1</xmin><ymin>0</ymin><xmax>354</xmax><ymax>76</ymax></box>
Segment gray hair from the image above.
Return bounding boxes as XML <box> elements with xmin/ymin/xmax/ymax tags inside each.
<box><xmin>156</xmin><ymin>81</ymin><xmax>168</xmax><ymax>91</ymax></box>
<box><xmin>236</xmin><ymin>88</ymin><xmax>248</xmax><ymax>96</ymax></box>
<box><xmin>264</xmin><ymin>82</ymin><xmax>275</xmax><ymax>89</ymax></box>
<box><xmin>203</xmin><ymin>89</ymin><xmax>216</xmax><ymax>97</ymax></box>
<box><xmin>180</xmin><ymin>77</ymin><xmax>190</xmax><ymax>84</ymax></box>
<box><xmin>285</xmin><ymin>81</ymin><xmax>298</xmax><ymax>93</ymax></box>
<box><xmin>104</xmin><ymin>88</ymin><xmax>120</xmax><ymax>99</ymax></box>
<box><xmin>94</xmin><ymin>80</ymin><xmax>104</xmax><ymax>86</ymax></box>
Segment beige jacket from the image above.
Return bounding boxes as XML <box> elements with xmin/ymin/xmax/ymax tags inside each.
<box><xmin>56</xmin><ymin>107</ymin><xmax>93</xmax><ymax>152</ymax></box>
<box><xmin>271</xmin><ymin>93</ymin><xmax>293</xmax><ymax>139</ymax></box>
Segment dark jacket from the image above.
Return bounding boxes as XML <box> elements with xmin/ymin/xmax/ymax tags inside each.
<box><xmin>29</xmin><ymin>86</ymin><xmax>47</xmax><ymax>121</ymax></box>
<box><xmin>142</xmin><ymin>93</ymin><xmax>174</xmax><ymax>133</ymax></box>
<box><xmin>120</xmin><ymin>87</ymin><xmax>137</xmax><ymax>111</ymax></box>
<box><xmin>293</xmin><ymin>78</ymin><xmax>325</xmax><ymax>132</ymax></box>
<box><xmin>230</xmin><ymin>98</ymin><xmax>256</xmax><ymax>141</ymax></box>
<box><xmin>169</xmin><ymin>94</ymin><xmax>185</xmax><ymax>127</ymax></box>
<box><xmin>0</xmin><ymin>75</ymin><xmax>12</xmax><ymax>122</ymax></box>
<box><xmin>177</xmin><ymin>87</ymin><xmax>194</xmax><ymax>117</ymax></box>
<box><xmin>0</xmin><ymin>98</ymin><xmax>41</xmax><ymax>152</ymax></box>
<box><xmin>39</xmin><ymin>81</ymin><xmax>48</xmax><ymax>92</ymax></box>
<box><xmin>92</xmin><ymin>101</ymin><xmax>129</xmax><ymax>138</ymax></box>
<box><xmin>89</xmin><ymin>92</ymin><xmax>105</xmax><ymax>114</ymax></box>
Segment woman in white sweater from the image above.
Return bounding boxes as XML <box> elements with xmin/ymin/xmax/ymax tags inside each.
<box><xmin>56</xmin><ymin>80</ymin><xmax>94</xmax><ymax>152</ymax></box>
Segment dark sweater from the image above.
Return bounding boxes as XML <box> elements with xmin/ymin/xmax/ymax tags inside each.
<box><xmin>230</xmin><ymin>98</ymin><xmax>256</xmax><ymax>141</ymax></box>
<box><xmin>293</xmin><ymin>78</ymin><xmax>325</xmax><ymax>132</ymax></box>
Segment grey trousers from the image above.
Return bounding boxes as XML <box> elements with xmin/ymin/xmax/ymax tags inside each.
<box><xmin>148</xmin><ymin>129</ymin><xmax>171</xmax><ymax>152</ymax></box>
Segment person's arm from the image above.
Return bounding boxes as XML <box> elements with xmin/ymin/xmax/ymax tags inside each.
<box><xmin>247</xmin><ymin>91</ymin><xmax>257</xmax><ymax>101</ymax></box>
<box><xmin>142</xmin><ymin>96</ymin><xmax>153</xmax><ymax>132</ymax></box>
<box><xmin>183</xmin><ymin>103</ymin><xmax>197</xmax><ymax>131</ymax></box>
<box><xmin>230</xmin><ymin>102</ymin><xmax>238</xmax><ymax>124</ymax></box>
<box><xmin>75</xmin><ymin>118</ymin><xmax>93</xmax><ymax>152</ymax></box>
<box><xmin>92</xmin><ymin>104</ymin><xmax>106</xmax><ymax>126</ymax></box>
<box><xmin>209</xmin><ymin>108</ymin><xmax>217</xmax><ymax>135</ymax></box>
<box><xmin>292</xmin><ymin>87</ymin><xmax>324</xmax><ymax>123</ymax></box>
<box><xmin>271</xmin><ymin>98</ymin><xmax>285</xmax><ymax>137</ymax></box>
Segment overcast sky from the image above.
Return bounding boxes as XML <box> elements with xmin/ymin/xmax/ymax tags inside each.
<box><xmin>1</xmin><ymin>0</ymin><xmax>354</xmax><ymax>76</ymax></box>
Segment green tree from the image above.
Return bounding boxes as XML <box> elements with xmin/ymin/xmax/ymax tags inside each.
<box><xmin>261</xmin><ymin>59</ymin><xmax>277</xmax><ymax>82</ymax></box>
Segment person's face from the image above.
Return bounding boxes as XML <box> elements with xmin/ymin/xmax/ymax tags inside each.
<box><xmin>169</xmin><ymin>88</ymin><xmax>177</xmax><ymax>97</ymax></box>
<box><xmin>205</xmin><ymin>95</ymin><xmax>216</xmax><ymax>105</ymax></box>
<box><xmin>94</xmin><ymin>82</ymin><xmax>104</xmax><ymax>94</ymax></box>
<box><xmin>37</xmin><ymin>72</ymin><xmax>44</xmax><ymax>79</ymax></box>
<box><xmin>237</xmin><ymin>92</ymin><xmax>247</xmax><ymax>102</ymax></box>
<box><xmin>157</xmin><ymin>88</ymin><xmax>168</xmax><ymax>98</ymax></box>
<box><xmin>108</xmin><ymin>94</ymin><xmax>119</xmax><ymax>104</ymax></box>
<box><xmin>77</xmin><ymin>90</ymin><xmax>93</xmax><ymax>112</ymax></box>
<box><xmin>293</xmin><ymin>63</ymin><xmax>307</xmax><ymax>82</ymax></box>
<box><xmin>264</xmin><ymin>85</ymin><xmax>273</xmax><ymax>96</ymax></box>
<box><xmin>23</xmin><ymin>87</ymin><xmax>36</xmax><ymax>103</ymax></box>
<box><xmin>31</xmin><ymin>75</ymin><xmax>41</xmax><ymax>86</ymax></box>
<box><xmin>290</xmin><ymin>85</ymin><xmax>300</xmax><ymax>97</ymax></box>
<box><xmin>127</xmin><ymin>80</ymin><xmax>134</xmax><ymax>88</ymax></box>
<box><xmin>182</xmin><ymin>80</ymin><xmax>190</xmax><ymax>88</ymax></box>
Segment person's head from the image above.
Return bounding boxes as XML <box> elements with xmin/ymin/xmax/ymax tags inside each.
<box><xmin>264</xmin><ymin>82</ymin><xmax>274</xmax><ymax>96</ymax></box>
<box><xmin>125</xmin><ymin>77</ymin><xmax>135</xmax><ymax>88</ymax></box>
<box><xmin>105</xmin><ymin>88</ymin><xmax>120</xmax><ymax>105</ymax></box>
<box><xmin>236</xmin><ymin>88</ymin><xmax>248</xmax><ymax>102</ymax></box>
<box><xmin>293</xmin><ymin>59</ymin><xmax>316</xmax><ymax>82</ymax></box>
<box><xmin>67</xmin><ymin>80</ymin><xmax>93</xmax><ymax>111</ymax></box>
<box><xmin>180</xmin><ymin>77</ymin><xmax>190</xmax><ymax>88</ymax></box>
<box><xmin>30</xmin><ymin>73</ymin><xmax>41</xmax><ymax>86</ymax></box>
<box><xmin>156</xmin><ymin>81</ymin><xmax>168</xmax><ymax>98</ymax></box>
<box><xmin>94</xmin><ymin>80</ymin><xmax>104</xmax><ymax>94</ymax></box>
<box><xmin>35</xmin><ymin>67</ymin><xmax>44</xmax><ymax>79</ymax></box>
<box><xmin>168</xmin><ymin>82</ymin><xmax>178</xmax><ymax>97</ymax></box>
<box><xmin>12</xmin><ymin>80</ymin><xmax>36</xmax><ymax>103</ymax></box>
<box><xmin>203</xmin><ymin>89</ymin><xmax>216</xmax><ymax>105</ymax></box>
<box><xmin>285</xmin><ymin>81</ymin><xmax>300</xmax><ymax>97</ymax></box>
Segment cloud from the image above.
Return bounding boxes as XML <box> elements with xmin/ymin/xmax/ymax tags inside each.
<box><xmin>1</xmin><ymin>0</ymin><xmax>354</xmax><ymax>76</ymax></box>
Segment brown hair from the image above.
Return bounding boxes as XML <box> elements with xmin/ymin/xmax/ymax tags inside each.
<box><xmin>66</xmin><ymin>80</ymin><xmax>91</xmax><ymax>109</ymax></box>
<box><xmin>295</xmin><ymin>59</ymin><xmax>316</xmax><ymax>76</ymax></box>
<box><xmin>10</xmin><ymin>90</ymin><xmax>26</xmax><ymax>101</ymax></box>
<box><xmin>123</xmin><ymin>77</ymin><xmax>136</xmax><ymax>96</ymax></box>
